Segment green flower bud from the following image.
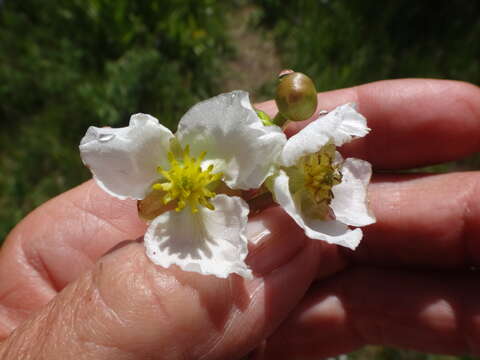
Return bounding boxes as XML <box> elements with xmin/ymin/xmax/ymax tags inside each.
<box><xmin>275</xmin><ymin>71</ymin><xmax>318</xmax><ymax>122</ymax></box>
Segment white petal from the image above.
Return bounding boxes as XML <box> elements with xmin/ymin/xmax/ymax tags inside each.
<box><xmin>272</xmin><ymin>170</ymin><xmax>362</xmax><ymax>249</ymax></box>
<box><xmin>331</xmin><ymin>158</ymin><xmax>376</xmax><ymax>227</ymax></box>
<box><xmin>281</xmin><ymin>103</ymin><xmax>369</xmax><ymax>167</ymax></box>
<box><xmin>144</xmin><ymin>194</ymin><xmax>252</xmax><ymax>279</ymax></box>
<box><xmin>176</xmin><ymin>91</ymin><xmax>286</xmax><ymax>190</ymax></box>
<box><xmin>79</xmin><ymin>113</ymin><xmax>174</xmax><ymax>200</ymax></box>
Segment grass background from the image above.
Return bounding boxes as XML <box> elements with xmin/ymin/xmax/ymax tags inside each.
<box><xmin>1</xmin><ymin>0</ymin><xmax>479</xmax><ymax>358</ymax></box>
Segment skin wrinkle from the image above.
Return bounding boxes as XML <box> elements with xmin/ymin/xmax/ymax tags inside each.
<box><xmin>315</xmin><ymin>244</ymin><xmax>347</xmax><ymax>279</ymax></box>
<box><xmin>190</xmin><ymin>276</ymin><xmax>248</xmax><ymax>359</ymax></box>
<box><xmin>0</xmin><ymin>294</ymin><xmax>28</xmax><ymax>337</ymax></box>
<box><xmin>0</xmin><ymin>241</ymin><xmax>58</xmax><ymax>328</ymax></box>
<box><xmin>143</xmin><ymin>270</ymin><xmax>175</xmax><ymax>332</ymax></box>
<box><xmin>0</xmin><ymin>237</ymin><xmax>53</xmax><ymax>308</ymax></box>
<box><xmin>38</xmin><ymin>243</ymin><xmax>95</xmax><ymax>292</ymax></box>
<box><xmin>344</xmin><ymin>179</ymin><xmax>400</xmax><ymax>265</ymax></box>
<box><xmin>197</xmin><ymin>281</ymin><xmax>238</xmax><ymax>360</ymax></box>
<box><xmin>354</xmin><ymin>84</ymin><xmax>388</xmax><ymax>167</ymax></box>
<box><xmin>134</xmin><ymin>255</ymin><xmax>217</xmax><ymax>359</ymax></box>
<box><xmin>73</xmin><ymin>262</ymin><xmax>150</xmax><ymax>359</ymax></box>
<box><xmin>27</xmin><ymin>214</ymin><xmax>97</xmax><ymax>290</ymax></box>
<box><xmin>26</xmin><ymin>271</ymin><xmax>133</xmax><ymax>359</ymax></box>
<box><xmin>67</xmin><ymin>196</ymin><xmax>130</xmax><ymax>242</ymax></box>
<box><xmin>35</xmin><ymin>280</ymin><xmax>78</xmax><ymax>358</ymax></box>
<box><xmin>430</xmin><ymin>82</ymin><xmax>480</xmax><ymax>162</ymax></box>
<box><xmin>77</xmin><ymin>342</ymin><xmax>135</xmax><ymax>360</ymax></box>
<box><xmin>454</xmin><ymin>83</ymin><xmax>480</xmax><ymax>152</ymax></box>
<box><xmin>423</xmin><ymin>180</ymin><xmax>466</xmax><ymax>266</ymax></box>
<box><xmin>90</xmin><ymin>265</ymin><xmax>128</xmax><ymax>330</ymax></box>
<box><xmin>14</xmin><ymin>211</ymin><xmax>59</xmax><ymax>294</ymax></box>
<box><xmin>64</xmin><ymin>182</ymin><xmax>146</xmax><ymax>256</ymax></box>
<box><xmin>141</xmin><ymin>268</ymin><xmax>197</xmax><ymax>360</ymax></box>
<box><xmin>462</xmin><ymin>174</ymin><xmax>480</xmax><ymax>265</ymax></box>
<box><xmin>26</xmin><ymin>246</ymin><xmax>61</xmax><ymax>293</ymax></box>
<box><xmin>82</xmin><ymin>180</ymin><xmax>140</xmax><ymax>224</ymax></box>
<box><xmin>198</xmin><ymin>279</ymin><xmax>264</xmax><ymax>360</ymax></box>
<box><xmin>82</xmin><ymin>181</ymin><xmax>128</xmax><ymax>222</ymax></box>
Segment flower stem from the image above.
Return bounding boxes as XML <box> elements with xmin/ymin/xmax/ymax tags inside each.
<box><xmin>272</xmin><ymin>112</ymin><xmax>288</xmax><ymax>127</ymax></box>
<box><xmin>245</xmin><ymin>188</ymin><xmax>275</xmax><ymax>215</ymax></box>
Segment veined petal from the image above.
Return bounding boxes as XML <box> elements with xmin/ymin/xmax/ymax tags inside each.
<box><xmin>272</xmin><ymin>170</ymin><xmax>362</xmax><ymax>249</ymax></box>
<box><xmin>331</xmin><ymin>157</ymin><xmax>376</xmax><ymax>227</ymax></box>
<box><xmin>144</xmin><ymin>194</ymin><xmax>252</xmax><ymax>279</ymax></box>
<box><xmin>176</xmin><ymin>91</ymin><xmax>287</xmax><ymax>190</ymax></box>
<box><xmin>80</xmin><ymin>113</ymin><xmax>173</xmax><ymax>200</ymax></box>
<box><xmin>281</xmin><ymin>103</ymin><xmax>369</xmax><ymax>167</ymax></box>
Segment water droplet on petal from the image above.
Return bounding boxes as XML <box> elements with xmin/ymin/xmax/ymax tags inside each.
<box><xmin>98</xmin><ymin>133</ymin><xmax>115</xmax><ymax>142</ymax></box>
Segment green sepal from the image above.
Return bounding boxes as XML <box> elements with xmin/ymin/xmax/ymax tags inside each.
<box><xmin>255</xmin><ymin>109</ymin><xmax>275</xmax><ymax>126</ymax></box>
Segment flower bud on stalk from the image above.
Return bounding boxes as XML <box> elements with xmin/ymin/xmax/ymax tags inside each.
<box><xmin>274</xmin><ymin>70</ymin><xmax>318</xmax><ymax>126</ymax></box>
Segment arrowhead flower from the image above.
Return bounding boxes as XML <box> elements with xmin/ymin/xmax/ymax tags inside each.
<box><xmin>79</xmin><ymin>91</ymin><xmax>286</xmax><ymax>278</ymax></box>
<box><xmin>269</xmin><ymin>103</ymin><xmax>376</xmax><ymax>249</ymax></box>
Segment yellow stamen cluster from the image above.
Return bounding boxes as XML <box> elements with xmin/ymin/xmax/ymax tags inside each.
<box><xmin>152</xmin><ymin>145</ymin><xmax>223</xmax><ymax>213</ymax></box>
<box><xmin>301</xmin><ymin>143</ymin><xmax>342</xmax><ymax>206</ymax></box>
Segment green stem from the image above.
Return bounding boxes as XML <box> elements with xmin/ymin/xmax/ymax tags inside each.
<box><xmin>272</xmin><ymin>112</ymin><xmax>288</xmax><ymax>127</ymax></box>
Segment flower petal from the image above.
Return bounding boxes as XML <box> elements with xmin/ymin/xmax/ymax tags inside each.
<box><xmin>144</xmin><ymin>194</ymin><xmax>252</xmax><ymax>279</ymax></box>
<box><xmin>272</xmin><ymin>170</ymin><xmax>362</xmax><ymax>249</ymax></box>
<box><xmin>281</xmin><ymin>103</ymin><xmax>369</xmax><ymax>167</ymax></box>
<box><xmin>176</xmin><ymin>91</ymin><xmax>286</xmax><ymax>190</ymax></box>
<box><xmin>80</xmin><ymin>113</ymin><xmax>173</xmax><ymax>200</ymax></box>
<box><xmin>331</xmin><ymin>157</ymin><xmax>376</xmax><ymax>227</ymax></box>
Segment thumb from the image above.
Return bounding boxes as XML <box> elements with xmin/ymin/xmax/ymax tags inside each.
<box><xmin>0</xmin><ymin>207</ymin><xmax>334</xmax><ymax>360</ymax></box>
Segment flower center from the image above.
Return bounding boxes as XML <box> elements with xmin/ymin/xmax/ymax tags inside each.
<box><xmin>152</xmin><ymin>145</ymin><xmax>223</xmax><ymax>213</ymax></box>
<box><xmin>301</xmin><ymin>143</ymin><xmax>342</xmax><ymax>206</ymax></box>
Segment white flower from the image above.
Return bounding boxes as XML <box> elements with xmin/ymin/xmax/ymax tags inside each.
<box><xmin>270</xmin><ymin>104</ymin><xmax>375</xmax><ymax>250</ymax></box>
<box><xmin>79</xmin><ymin>91</ymin><xmax>286</xmax><ymax>278</ymax></box>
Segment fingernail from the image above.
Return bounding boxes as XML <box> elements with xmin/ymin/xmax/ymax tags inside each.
<box><xmin>247</xmin><ymin>218</ymin><xmax>272</xmax><ymax>245</ymax></box>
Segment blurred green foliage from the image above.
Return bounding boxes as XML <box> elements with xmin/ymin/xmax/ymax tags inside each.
<box><xmin>1</xmin><ymin>1</ymin><xmax>480</xmax><ymax>359</ymax></box>
<box><xmin>253</xmin><ymin>0</ymin><xmax>480</xmax><ymax>92</ymax></box>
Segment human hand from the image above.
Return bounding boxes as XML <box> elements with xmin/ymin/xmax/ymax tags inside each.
<box><xmin>0</xmin><ymin>178</ymin><xmax>330</xmax><ymax>358</ymax></box>
<box><xmin>0</xmin><ymin>79</ymin><xmax>479</xmax><ymax>359</ymax></box>
<box><xmin>254</xmin><ymin>78</ymin><xmax>480</xmax><ymax>359</ymax></box>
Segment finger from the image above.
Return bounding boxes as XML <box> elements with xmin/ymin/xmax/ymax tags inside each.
<box><xmin>346</xmin><ymin>171</ymin><xmax>480</xmax><ymax>268</ymax></box>
<box><xmin>0</xmin><ymin>188</ymin><xmax>346</xmax><ymax>340</ymax></box>
<box><xmin>3</xmin><ymin>180</ymin><xmax>147</xmax><ymax>285</ymax></box>
<box><xmin>256</xmin><ymin>78</ymin><xmax>480</xmax><ymax>169</ymax></box>
<box><xmin>0</xmin><ymin>180</ymin><xmax>147</xmax><ymax>335</ymax></box>
<box><xmin>0</xmin><ymin>218</ymin><xmax>327</xmax><ymax>360</ymax></box>
<box><xmin>260</xmin><ymin>267</ymin><xmax>480</xmax><ymax>359</ymax></box>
